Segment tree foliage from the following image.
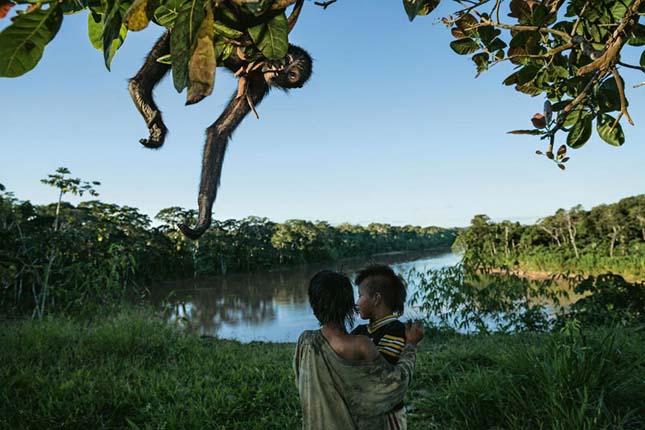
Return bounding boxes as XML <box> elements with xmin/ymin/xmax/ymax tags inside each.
<box><xmin>1</xmin><ymin>0</ymin><xmax>644</xmax><ymax>161</ymax></box>
<box><xmin>0</xmin><ymin>173</ymin><xmax>456</xmax><ymax>317</ymax></box>
<box><xmin>454</xmin><ymin>194</ymin><xmax>645</xmax><ymax>279</ymax></box>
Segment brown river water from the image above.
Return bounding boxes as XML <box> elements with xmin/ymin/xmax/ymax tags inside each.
<box><xmin>149</xmin><ymin>250</ymin><xmax>460</xmax><ymax>342</ymax></box>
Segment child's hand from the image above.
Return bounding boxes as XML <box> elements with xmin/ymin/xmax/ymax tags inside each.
<box><xmin>405</xmin><ymin>320</ymin><xmax>424</xmax><ymax>346</ymax></box>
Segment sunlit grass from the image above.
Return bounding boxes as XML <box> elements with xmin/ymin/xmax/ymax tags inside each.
<box><xmin>1</xmin><ymin>311</ymin><xmax>643</xmax><ymax>429</ymax></box>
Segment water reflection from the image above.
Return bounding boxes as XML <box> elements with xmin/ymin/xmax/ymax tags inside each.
<box><xmin>150</xmin><ymin>250</ymin><xmax>461</xmax><ymax>342</ymax></box>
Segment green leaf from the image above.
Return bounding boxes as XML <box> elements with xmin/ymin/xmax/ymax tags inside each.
<box><xmin>486</xmin><ymin>37</ymin><xmax>506</xmax><ymax>52</ymax></box>
<box><xmin>214</xmin><ymin>37</ymin><xmax>234</xmax><ymax>62</ymax></box>
<box><xmin>248</xmin><ymin>11</ymin><xmax>288</xmax><ymax>60</ymax></box>
<box><xmin>213</xmin><ymin>21</ymin><xmax>242</xmax><ymax>39</ymax></box>
<box><xmin>88</xmin><ymin>12</ymin><xmax>103</xmax><ymax>50</ymax></box>
<box><xmin>562</xmin><ymin>109</ymin><xmax>582</xmax><ymax>127</ymax></box>
<box><xmin>170</xmin><ymin>0</ymin><xmax>205</xmax><ymax>92</ymax></box>
<box><xmin>516</xmin><ymin>65</ymin><xmax>540</xmax><ymax>85</ymax></box>
<box><xmin>566</xmin><ymin>111</ymin><xmax>592</xmax><ymax>149</ymax></box>
<box><xmin>156</xmin><ymin>53</ymin><xmax>172</xmax><ymax>64</ymax></box>
<box><xmin>154</xmin><ymin>0</ymin><xmax>180</xmax><ymax>28</ymax></box>
<box><xmin>62</xmin><ymin>0</ymin><xmax>90</xmax><ymax>14</ymax></box>
<box><xmin>449</xmin><ymin>38</ymin><xmax>479</xmax><ymax>55</ymax></box>
<box><xmin>627</xmin><ymin>24</ymin><xmax>645</xmax><ymax>46</ymax></box>
<box><xmin>596</xmin><ymin>114</ymin><xmax>625</xmax><ymax>146</ymax></box>
<box><xmin>402</xmin><ymin>0</ymin><xmax>422</xmax><ymax>21</ymax></box>
<box><xmin>416</xmin><ymin>0</ymin><xmax>439</xmax><ymax>17</ymax></box>
<box><xmin>596</xmin><ymin>77</ymin><xmax>623</xmax><ymax>113</ymax></box>
<box><xmin>472</xmin><ymin>52</ymin><xmax>488</xmax><ymax>75</ymax></box>
<box><xmin>102</xmin><ymin>0</ymin><xmax>128</xmax><ymax>70</ymax></box>
<box><xmin>477</xmin><ymin>25</ymin><xmax>497</xmax><ymax>45</ymax></box>
<box><xmin>239</xmin><ymin>0</ymin><xmax>274</xmax><ymax>17</ymax></box>
<box><xmin>640</xmin><ymin>50</ymin><xmax>645</xmax><ymax>69</ymax></box>
<box><xmin>0</xmin><ymin>5</ymin><xmax>63</xmax><ymax>77</ymax></box>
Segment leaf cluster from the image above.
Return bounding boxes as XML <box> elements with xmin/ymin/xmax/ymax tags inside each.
<box><xmin>0</xmin><ymin>0</ymin><xmax>295</xmax><ymax>103</ymax></box>
<box><xmin>446</xmin><ymin>0</ymin><xmax>645</xmax><ymax>160</ymax></box>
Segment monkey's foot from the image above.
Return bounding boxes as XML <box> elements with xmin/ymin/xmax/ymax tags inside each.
<box><xmin>140</xmin><ymin>116</ymin><xmax>167</xmax><ymax>149</ymax></box>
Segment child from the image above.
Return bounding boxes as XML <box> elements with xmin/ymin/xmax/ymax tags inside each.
<box><xmin>295</xmin><ymin>270</ymin><xmax>423</xmax><ymax>430</ymax></box>
<box><xmin>352</xmin><ymin>264</ymin><xmax>408</xmax><ymax>430</ymax></box>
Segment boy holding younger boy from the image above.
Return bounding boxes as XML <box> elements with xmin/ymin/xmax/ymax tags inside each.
<box><xmin>352</xmin><ymin>264</ymin><xmax>409</xmax><ymax>430</ymax></box>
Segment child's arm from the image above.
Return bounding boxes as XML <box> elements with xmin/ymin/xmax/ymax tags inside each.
<box><xmin>376</xmin><ymin>321</ymin><xmax>406</xmax><ymax>363</ymax></box>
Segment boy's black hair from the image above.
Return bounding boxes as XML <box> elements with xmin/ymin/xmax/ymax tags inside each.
<box><xmin>355</xmin><ymin>264</ymin><xmax>407</xmax><ymax>315</ymax></box>
<box><xmin>308</xmin><ymin>270</ymin><xmax>355</xmax><ymax>330</ymax></box>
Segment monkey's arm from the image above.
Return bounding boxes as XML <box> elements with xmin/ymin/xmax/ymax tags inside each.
<box><xmin>179</xmin><ymin>73</ymin><xmax>269</xmax><ymax>239</ymax></box>
<box><xmin>128</xmin><ymin>32</ymin><xmax>171</xmax><ymax>149</ymax></box>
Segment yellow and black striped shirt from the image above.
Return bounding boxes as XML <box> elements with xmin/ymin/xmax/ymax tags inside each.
<box><xmin>351</xmin><ymin>314</ymin><xmax>406</xmax><ymax>364</ymax></box>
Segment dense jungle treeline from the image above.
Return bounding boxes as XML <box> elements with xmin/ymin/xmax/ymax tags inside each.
<box><xmin>454</xmin><ymin>195</ymin><xmax>645</xmax><ymax>280</ymax></box>
<box><xmin>0</xmin><ymin>174</ymin><xmax>456</xmax><ymax>317</ymax></box>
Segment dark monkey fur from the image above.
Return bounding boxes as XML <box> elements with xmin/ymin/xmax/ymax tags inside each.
<box><xmin>128</xmin><ymin>31</ymin><xmax>312</xmax><ymax>239</ymax></box>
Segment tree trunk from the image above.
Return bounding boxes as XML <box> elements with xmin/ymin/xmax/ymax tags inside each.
<box><xmin>609</xmin><ymin>226</ymin><xmax>618</xmax><ymax>258</ymax></box>
<box><xmin>565</xmin><ymin>212</ymin><xmax>579</xmax><ymax>259</ymax></box>
<box><xmin>638</xmin><ymin>216</ymin><xmax>645</xmax><ymax>241</ymax></box>
<box><xmin>539</xmin><ymin>225</ymin><xmax>561</xmax><ymax>247</ymax></box>
<box><xmin>54</xmin><ymin>190</ymin><xmax>63</xmax><ymax>231</ymax></box>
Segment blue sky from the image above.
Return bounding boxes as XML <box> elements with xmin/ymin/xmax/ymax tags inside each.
<box><xmin>1</xmin><ymin>0</ymin><xmax>644</xmax><ymax>228</ymax></box>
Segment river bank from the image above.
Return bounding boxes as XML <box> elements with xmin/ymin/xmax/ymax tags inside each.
<box><xmin>2</xmin><ymin>310</ymin><xmax>643</xmax><ymax>429</ymax></box>
<box><xmin>487</xmin><ymin>266</ymin><xmax>644</xmax><ymax>283</ymax></box>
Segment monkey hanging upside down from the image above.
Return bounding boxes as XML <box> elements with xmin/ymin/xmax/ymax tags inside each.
<box><xmin>128</xmin><ymin>16</ymin><xmax>312</xmax><ymax>239</ymax></box>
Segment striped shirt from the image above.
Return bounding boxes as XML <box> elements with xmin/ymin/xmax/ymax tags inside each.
<box><xmin>351</xmin><ymin>314</ymin><xmax>406</xmax><ymax>364</ymax></box>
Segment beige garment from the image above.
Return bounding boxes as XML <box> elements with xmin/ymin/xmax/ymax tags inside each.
<box><xmin>294</xmin><ymin>330</ymin><xmax>417</xmax><ymax>430</ymax></box>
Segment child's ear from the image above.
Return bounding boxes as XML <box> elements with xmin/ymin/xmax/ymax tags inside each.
<box><xmin>373</xmin><ymin>292</ymin><xmax>382</xmax><ymax>306</ymax></box>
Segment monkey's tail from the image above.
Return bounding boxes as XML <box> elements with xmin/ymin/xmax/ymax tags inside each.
<box><xmin>179</xmin><ymin>75</ymin><xmax>269</xmax><ymax>240</ymax></box>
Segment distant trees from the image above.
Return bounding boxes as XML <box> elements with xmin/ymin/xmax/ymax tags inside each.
<box><xmin>0</xmin><ymin>171</ymin><xmax>456</xmax><ymax>317</ymax></box>
<box><xmin>455</xmin><ymin>195</ymin><xmax>645</xmax><ymax>278</ymax></box>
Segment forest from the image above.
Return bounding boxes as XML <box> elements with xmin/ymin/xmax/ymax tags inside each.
<box><xmin>454</xmin><ymin>194</ymin><xmax>645</xmax><ymax>280</ymax></box>
<box><xmin>0</xmin><ymin>169</ymin><xmax>456</xmax><ymax>317</ymax></box>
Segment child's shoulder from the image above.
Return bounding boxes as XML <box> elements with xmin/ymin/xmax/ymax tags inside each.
<box><xmin>382</xmin><ymin>319</ymin><xmax>406</xmax><ymax>340</ymax></box>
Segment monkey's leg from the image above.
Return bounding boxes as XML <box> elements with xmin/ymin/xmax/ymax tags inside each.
<box><xmin>128</xmin><ymin>32</ymin><xmax>171</xmax><ymax>149</ymax></box>
<box><xmin>179</xmin><ymin>75</ymin><xmax>270</xmax><ymax>239</ymax></box>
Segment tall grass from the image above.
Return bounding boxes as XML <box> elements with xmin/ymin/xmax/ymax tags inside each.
<box><xmin>0</xmin><ymin>310</ymin><xmax>300</xmax><ymax>429</ymax></box>
<box><xmin>410</xmin><ymin>326</ymin><xmax>645</xmax><ymax>429</ymax></box>
<box><xmin>1</xmin><ymin>312</ymin><xmax>643</xmax><ymax>429</ymax></box>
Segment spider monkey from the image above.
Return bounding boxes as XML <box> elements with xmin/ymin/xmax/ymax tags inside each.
<box><xmin>128</xmin><ymin>10</ymin><xmax>312</xmax><ymax>240</ymax></box>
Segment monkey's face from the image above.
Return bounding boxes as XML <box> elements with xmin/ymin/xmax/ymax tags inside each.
<box><xmin>262</xmin><ymin>45</ymin><xmax>312</xmax><ymax>89</ymax></box>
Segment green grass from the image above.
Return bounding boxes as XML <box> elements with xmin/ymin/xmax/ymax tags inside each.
<box><xmin>1</xmin><ymin>312</ymin><xmax>644</xmax><ymax>429</ymax></box>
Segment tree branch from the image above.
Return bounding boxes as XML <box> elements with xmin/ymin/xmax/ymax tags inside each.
<box><xmin>287</xmin><ymin>0</ymin><xmax>304</xmax><ymax>33</ymax></box>
<box><xmin>576</xmin><ymin>0</ymin><xmax>643</xmax><ymax>77</ymax></box>
<box><xmin>612</xmin><ymin>67</ymin><xmax>634</xmax><ymax>127</ymax></box>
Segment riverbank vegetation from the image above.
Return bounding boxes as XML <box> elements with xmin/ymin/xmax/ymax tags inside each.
<box><xmin>0</xmin><ymin>170</ymin><xmax>456</xmax><ymax>317</ymax></box>
<box><xmin>454</xmin><ymin>195</ymin><xmax>645</xmax><ymax>280</ymax></box>
<box><xmin>1</xmin><ymin>311</ymin><xmax>643</xmax><ymax>430</ymax></box>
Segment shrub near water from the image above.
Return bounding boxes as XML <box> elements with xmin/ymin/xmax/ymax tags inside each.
<box><xmin>2</xmin><ymin>313</ymin><xmax>644</xmax><ymax>429</ymax></box>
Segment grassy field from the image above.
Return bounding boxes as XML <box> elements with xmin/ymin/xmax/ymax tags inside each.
<box><xmin>1</xmin><ymin>311</ymin><xmax>644</xmax><ymax>429</ymax></box>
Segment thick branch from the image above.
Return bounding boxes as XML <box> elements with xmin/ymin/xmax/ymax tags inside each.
<box><xmin>576</xmin><ymin>0</ymin><xmax>643</xmax><ymax>76</ymax></box>
<box><xmin>288</xmin><ymin>0</ymin><xmax>304</xmax><ymax>32</ymax></box>
<box><xmin>478</xmin><ymin>19</ymin><xmax>572</xmax><ymax>42</ymax></box>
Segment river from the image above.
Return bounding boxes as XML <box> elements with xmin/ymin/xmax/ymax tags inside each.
<box><xmin>150</xmin><ymin>250</ymin><xmax>461</xmax><ymax>342</ymax></box>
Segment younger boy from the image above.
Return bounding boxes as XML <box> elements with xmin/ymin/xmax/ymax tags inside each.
<box><xmin>352</xmin><ymin>264</ymin><xmax>408</xmax><ymax>430</ymax></box>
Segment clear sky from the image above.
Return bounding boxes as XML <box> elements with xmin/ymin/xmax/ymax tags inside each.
<box><xmin>1</xmin><ymin>1</ymin><xmax>644</xmax><ymax>228</ymax></box>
